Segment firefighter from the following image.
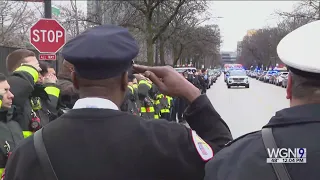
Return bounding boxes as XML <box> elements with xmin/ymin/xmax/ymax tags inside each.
<box><xmin>5</xmin><ymin>49</ymin><xmax>60</xmax><ymax>138</ymax></box>
<box><xmin>157</xmin><ymin>93</ymin><xmax>170</xmax><ymax>120</ymax></box>
<box><xmin>120</xmin><ymin>74</ymin><xmax>139</xmax><ymax>115</ymax></box>
<box><xmin>137</xmin><ymin>75</ymin><xmax>155</xmax><ymax>119</ymax></box>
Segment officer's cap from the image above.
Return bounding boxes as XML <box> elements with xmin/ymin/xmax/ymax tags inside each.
<box><xmin>61</xmin><ymin>24</ymin><xmax>139</xmax><ymax>80</ymax></box>
<box><xmin>277</xmin><ymin>20</ymin><xmax>320</xmax><ymax>78</ymax></box>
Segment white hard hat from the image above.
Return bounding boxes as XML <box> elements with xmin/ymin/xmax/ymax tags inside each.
<box><xmin>277</xmin><ymin>20</ymin><xmax>320</xmax><ymax>75</ymax></box>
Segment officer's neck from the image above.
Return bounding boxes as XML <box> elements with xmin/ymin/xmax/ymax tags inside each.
<box><xmin>290</xmin><ymin>98</ymin><xmax>318</xmax><ymax>107</ymax></box>
<box><xmin>79</xmin><ymin>87</ymin><xmax>122</xmax><ymax>108</ymax></box>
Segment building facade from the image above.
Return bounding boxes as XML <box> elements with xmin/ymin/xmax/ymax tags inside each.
<box><xmin>220</xmin><ymin>51</ymin><xmax>237</xmax><ymax>64</ymax></box>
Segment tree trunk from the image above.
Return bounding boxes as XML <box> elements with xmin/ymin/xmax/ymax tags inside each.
<box><xmin>146</xmin><ymin>20</ymin><xmax>154</xmax><ymax>66</ymax></box>
<box><xmin>155</xmin><ymin>39</ymin><xmax>159</xmax><ymax>65</ymax></box>
<box><xmin>159</xmin><ymin>36</ymin><xmax>165</xmax><ymax>65</ymax></box>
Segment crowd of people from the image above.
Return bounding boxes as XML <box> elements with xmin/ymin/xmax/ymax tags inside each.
<box><xmin>120</xmin><ymin>67</ymin><xmax>211</xmax><ymax>122</ymax></box>
<box><xmin>0</xmin><ymin>37</ymin><xmax>214</xmax><ymax>179</ymax></box>
<box><xmin>0</xmin><ymin>20</ymin><xmax>319</xmax><ymax>180</ymax></box>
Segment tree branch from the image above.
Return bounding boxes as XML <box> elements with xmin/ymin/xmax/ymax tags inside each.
<box><xmin>152</xmin><ymin>0</ymin><xmax>186</xmax><ymax>43</ymax></box>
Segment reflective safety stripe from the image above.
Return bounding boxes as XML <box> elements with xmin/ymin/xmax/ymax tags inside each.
<box><xmin>161</xmin><ymin>109</ymin><xmax>170</xmax><ymax>113</ymax></box>
<box><xmin>44</xmin><ymin>86</ymin><xmax>60</xmax><ymax>97</ymax></box>
<box><xmin>0</xmin><ymin>168</ymin><xmax>4</xmax><ymax>178</ymax></box>
<box><xmin>156</xmin><ymin>94</ymin><xmax>164</xmax><ymax>99</ymax></box>
<box><xmin>127</xmin><ymin>85</ymin><xmax>134</xmax><ymax>94</ymax></box>
<box><xmin>133</xmin><ymin>84</ymin><xmax>138</xmax><ymax>89</ymax></box>
<box><xmin>15</xmin><ymin>65</ymin><xmax>39</xmax><ymax>83</ymax></box>
<box><xmin>154</xmin><ymin>114</ymin><xmax>159</xmax><ymax>119</ymax></box>
<box><xmin>31</xmin><ymin>98</ymin><xmax>41</xmax><ymax>110</ymax></box>
<box><xmin>154</xmin><ymin>100</ymin><xmax>160</xmax><ymax>105</ymax></box>
<box><xmin>146</xmin><ymin>107</ymin><xmax>154</xmax><ymax>112</ymax></box>
<box><xmin>141</xmin><ymin>106</ymin><xmax>154</xmax><ymax>112</ymax></box>
<box><xmin>139</xmin><ymin>80</ymin><xmax>152</xmax><ymax>88</ymax></box>
<box><xmin>0</xmin><ymin>100</ymin><xmax>2</xmax><ymax>109</ymax></box>
<box><xmin>167</xmin><ymin>96</ymin><xmax>173</xmax><ymax>107</ymax></box>
<box><xmin>23</xmin><ymin>131</ymin><xmax>33</xmax><ymax>138</ymax></box>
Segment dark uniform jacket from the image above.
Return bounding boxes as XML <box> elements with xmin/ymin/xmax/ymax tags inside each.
<box><xmin>7</xmin><ymin>65</ymin><xmax>60</xmax><ymax>138</ymax></box>
<box><xmin>205</xmin><ymin>103</ymin><xmax>320</xmax><ymax>180</ymax></box>
<box><xmin>120</xmin><ymin>86</ymin><xmax>139</xmax><ymax>115</ymax></box>
<box><xmin>4</xmin><ymin>95</ymin><xmax>232</xmax><ymax>180</ymax></box>
<box><xmin>0</xmin><ymin>107</ymin><xmax>24</xmax><ymax>174</ymax></box>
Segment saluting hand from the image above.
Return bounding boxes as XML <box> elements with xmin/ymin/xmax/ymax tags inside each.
<box><xmin>133</xmin><ymin>65</ymin><xmax>201</xmax><ymax>103</ymax></box>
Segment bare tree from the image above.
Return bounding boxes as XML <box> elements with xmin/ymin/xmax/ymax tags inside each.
<box><xmin>168</xmin><ymin>23</ymin><xmax>221</xmax><ymax>68</ymax></box>
<box><xmin>155</xmin><ymin>0</ymin><xmax>208</xmax><ymax>65</ymax></box>
<box><xmin>57</xmin><ymin>1</ymin><xmax>89</xmax><ymax>39</ymax></box>
<box><xmin>118</xmin><ymin>0</ymin><xmax>188</xmax><ymax>65</ymax></box>
<box><xmin>276</xmin><ymin>0</ymin><xmax>320</xmax><ymax>21</ymax></box>
<box><xmin>0</xmin><ymin>1</ymin><xmax>36</xmax><ymax>47</ymax></box>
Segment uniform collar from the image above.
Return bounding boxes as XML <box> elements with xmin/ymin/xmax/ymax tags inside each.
<box><xmin>73</xmin><ymin>97</ymin><xmax>119</xmax><ymax>110</ymax></box>
<box><xmin>263</xmin><ymin>103</ymin><xmax>320</xmax><ymax>128</ymax></box>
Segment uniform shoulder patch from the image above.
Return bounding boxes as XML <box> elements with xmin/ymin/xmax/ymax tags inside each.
<box><xmin>191</xmin><ymin>130</ymin><xmax>213</xmax><ymax>161</ymax></box>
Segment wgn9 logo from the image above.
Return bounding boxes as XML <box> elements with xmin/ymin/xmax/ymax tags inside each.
<box><xmin>266</xmin><ymin>148</ymin><xmax>307</xmax><ymax>163</ymax></box>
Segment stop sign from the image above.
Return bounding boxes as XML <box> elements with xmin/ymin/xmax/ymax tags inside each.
<box><xmin>30</xmin><ymin>19</ymin><xmax>66</xmax><ymax>53</ymax></box>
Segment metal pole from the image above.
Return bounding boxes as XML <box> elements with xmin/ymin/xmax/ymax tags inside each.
<box><xmin>44</xmin><ymin>0</ymin><xmax>57</xmax><ymax>70</ymax></box>
<box><xmin>44</xmin><ymin>0</ymin><xmax>52</xmax><ymax>18</ymax></box>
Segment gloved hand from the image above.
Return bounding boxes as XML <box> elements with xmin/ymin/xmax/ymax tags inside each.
<box><xmin>43</xmin><ymin>74</ymin><xmax>57</xmax><ymax>84</ymax></box>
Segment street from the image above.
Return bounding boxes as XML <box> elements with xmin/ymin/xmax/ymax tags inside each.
<box><xmin>207</xmin><ymin>76</ymin><xmax>289</xmax><ymax>139</ymax></box>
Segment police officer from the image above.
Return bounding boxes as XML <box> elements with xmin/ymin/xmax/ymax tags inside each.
<box><xmin>3</xmin><ymin>24</ymin><xmax>232</xmax><ymax>180</ymax></box>
<box><xmin>205</xmin><ymin>20</ymin><xmax>320</xmax><ymax>180</ymax></box>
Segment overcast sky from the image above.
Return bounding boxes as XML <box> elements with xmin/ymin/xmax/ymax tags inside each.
<box><xmin>51</xmin><ymin>1</ymin><xmax>299</xmax><ymax>52</ymax></box>
<box><xmin>206</xmin><ymin>1</ymin><xmax>298</xmax><ymax>52</ymax></box>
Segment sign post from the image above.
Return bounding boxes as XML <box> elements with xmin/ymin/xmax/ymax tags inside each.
<box><xmin>29</xmin><ymin>19</ymin><xmax>66</xmax><ymax>60</ymax></box>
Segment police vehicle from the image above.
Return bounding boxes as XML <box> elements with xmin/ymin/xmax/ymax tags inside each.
<box><xmin>226</xmin><ymin>69</ymin><xmax>250</xmax><ymax>88</ymax></box>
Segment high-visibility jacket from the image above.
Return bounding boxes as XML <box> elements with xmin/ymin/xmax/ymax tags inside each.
<box><xmin>138</xmin><ymin>80</ymin><xmax>155</xmax><ymax>119</ymax></box>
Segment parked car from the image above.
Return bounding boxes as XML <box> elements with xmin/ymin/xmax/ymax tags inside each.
<box><xmin>269</xmin><ymin>72</ymin><xmax>279</xmax><ymax>84</ymax></box>
<box><xmin>275</xmin><ymin>72</ymin><xmax>289</xmax><ymax>86</ymax></box>
<box><xmin>264</xmin><ymin>71</ymin><xmax>277</xmax><ymax>82</ymax></box>
<box><xmin>207</xmin><ymin>70</ymin><xmax>217</xmax><ymax>85</ymax></box>
<box><xmin>250</xmin><ymin>71</ymin><xmax>257</xmax><ymax>78</ymax></box>
<box><xmin>256</xmin><ymin>71</ymin><xmax>263</xmax><ymax>80</ymax></box>
<box><xmin>281</xmin><ymin>74</ymin><xmax>288</xmax><ymax>88</ymax></box>
<box><xmin>259</xmin><ymin>71</ymin><xmax>267</xmax><ymax>81</ymax></box>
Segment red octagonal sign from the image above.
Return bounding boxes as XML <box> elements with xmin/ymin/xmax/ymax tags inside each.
<box><xmin>30</xmin><ymin>19</ymin><xmax>66</xmax><ymax>54</ymax></box>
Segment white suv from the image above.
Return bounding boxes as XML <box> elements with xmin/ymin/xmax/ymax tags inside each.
<box><xmin>227</xmin><ymin>70</ymin><xmax>249</xmax><ymax>88</ymax></box>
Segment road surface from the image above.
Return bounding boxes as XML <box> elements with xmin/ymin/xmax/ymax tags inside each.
<box><xmin>207</xmin><ymin>75</ymin><xmax>289</xmax><ymax>139</ymax></box>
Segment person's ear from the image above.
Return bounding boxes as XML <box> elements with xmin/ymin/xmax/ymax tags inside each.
<box><xmin>121</xmin><ymin>72</ymin><xmax>128</xmax><ymax>91</ymax></box>
<box><xmin>286</xmin><ymin>73</ymin><xmax>292</xmax><ymax>100</ymax></box>
<box><xmin>71</xmin><ymin>71</ymin><xmax>79</xmax><ymax>89</ymax></box>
